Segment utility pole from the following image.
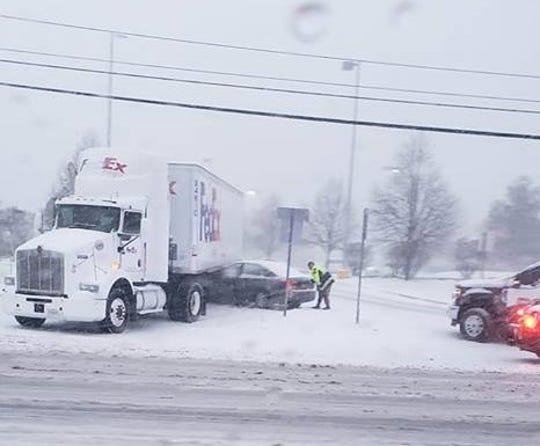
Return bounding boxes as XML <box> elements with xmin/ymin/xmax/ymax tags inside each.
<box><xmin>479</xmin><ymin>231</ymin><xmax>488</xmax><ymax>279</ymax></box>
<box><xmin>341</xmin><ymin>60</ymin><xmax>361</xmax><ymax>259</ymax></box>
<box><xmin>106</xmin><ymin>32</ymin><xmax>114</xmax><ymax>147</ymax></box>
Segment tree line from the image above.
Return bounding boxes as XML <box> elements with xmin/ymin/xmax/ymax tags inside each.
<box><xmin>246</xmin><ymin>134</ymin><xmax>540</xmax><ymax>280</ymax></box>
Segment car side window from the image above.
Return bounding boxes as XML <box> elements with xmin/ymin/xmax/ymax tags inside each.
<box><xmin>528</xmin><ymin>268</ymin><xmax>540</xmax><ymax>286</ymax></box>
<box><xmin>122</xmin><ymin>212</ymin><xmax>142</xmax><ymax>235</ymax></box>
<box><xmin>241</xmin><ymin>263</ymin><xmax>274</xmax><ymax>277</ymax></box>
<box><xmin>222</xmin><ymin>264</ymin><xmax>242</xmax><ymax>278</ymax></box>
<box><xmin>517</xmin><ymin>266</ymin><xmax>540</xmax><ymax>286</ymax></box>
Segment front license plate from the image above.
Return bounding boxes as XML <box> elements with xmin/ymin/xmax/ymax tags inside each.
<box><xmin>34</xmin><ymin>303</ymin><xmax>45</xmax><ymax>313</ymax></box>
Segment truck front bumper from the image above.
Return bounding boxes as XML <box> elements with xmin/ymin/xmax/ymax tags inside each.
<box><xmin>2</xmin><ymin>290</ymin><xmax>107</xmax><ymax>323</ymax></box>
<box><xmin>447</xmin><ymin>305</ymin><xmax>459</xmax><ymax>326</ymax></box>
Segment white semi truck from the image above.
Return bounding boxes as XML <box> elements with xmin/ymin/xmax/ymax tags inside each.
<box><xmin>2</xmin><ymin>148</ymin><xmax>243</xmax><ymax>333</ymax></box>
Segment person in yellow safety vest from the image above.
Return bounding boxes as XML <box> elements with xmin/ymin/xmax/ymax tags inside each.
<box><xmin>308</xmin><ymin>261</ymin><xmax>334</xmax><ymax>310</ymax></box>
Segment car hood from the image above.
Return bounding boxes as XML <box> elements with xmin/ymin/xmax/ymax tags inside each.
<box><xmin>456</xmin><ymin>277</ymin><xmax>510</xmax><ymax>289</ymax></box>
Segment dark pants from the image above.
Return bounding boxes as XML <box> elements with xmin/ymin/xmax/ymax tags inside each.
<box><xmin>315</xmin><ymin>284</ymin><xmax>332</xmax><ymax>308</ymax></box>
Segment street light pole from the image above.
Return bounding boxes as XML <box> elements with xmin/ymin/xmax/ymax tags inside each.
<box><xmin>106</xmin><ymin>33</ymin><xmax>127</xmax><ymax>147</ymax></box>
<box><xmin>342</xmin><ymin>60</ymin><xmax>361</xmax><ymax>258</ymax></box>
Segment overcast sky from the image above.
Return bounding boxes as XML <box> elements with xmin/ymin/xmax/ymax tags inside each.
<box><xmin>0</xmin><ymin>0</ymin><xmax>539</xmax><ymax>237</ymax></box>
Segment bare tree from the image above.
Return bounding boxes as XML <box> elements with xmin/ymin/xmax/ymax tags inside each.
<box><xmin>0</xmin><ymin>207</ymin><xmax>35</xmax><ymax>257</ymax></box>
<box><xmin>307</xmin><ymin>179</ymin><xmax>354</xmax><ymax>269</ymax></box>
<box><xmin>42</xmin><ymin>131</ymin><xmax>100</xmax><ymax>230</ymax></box>
<box><xmin>372</xmin><ymin>135</ymin><xmax>458</xmax><ymax>280</ymax></box>
<box><xmin>247</xmin><ymin>194</ymin><xmax>281</xmax><ymax>258</ymax></box>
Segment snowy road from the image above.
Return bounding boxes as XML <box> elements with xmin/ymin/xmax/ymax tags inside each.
<box><xmin>1</xmin><ymin>351</ymin><xmax>540</xmax><ymax>445</ymax></box>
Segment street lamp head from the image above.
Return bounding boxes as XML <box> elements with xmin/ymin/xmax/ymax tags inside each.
<box><xmin>342</xmin><ymin>60</ymin><xmax>359</xmax><ymax>71</ymax></box>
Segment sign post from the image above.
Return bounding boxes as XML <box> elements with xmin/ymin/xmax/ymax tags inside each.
<box><xmin>355</xmin><ymin>208</ymin><xmax>369</xmax><ymax>325</ymax></box>
<box><xmin>277</xmin><ymin>207</ymin><xmax>309</xmax><ymax>317</ymax></box>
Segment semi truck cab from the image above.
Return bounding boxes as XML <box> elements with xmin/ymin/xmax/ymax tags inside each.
<box><xmin>3</xmin><ymin>195</ymin><xmax>156</xmax><ymax>330</ymax></box>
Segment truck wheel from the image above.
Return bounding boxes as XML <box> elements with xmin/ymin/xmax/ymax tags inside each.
<box><xmin>15</xmin><ymin>316</ymin><xmax>45</xmax><ymax>329</ymax></box>
<box><xmin>168</xmin><ymin>282</ymin><xmax>204</xmax><ymax>323</ymax></box>
<box><xmin>101</xmin><ymin>288</ymin><xmax>130</xmax><ymax>334</ymax></box>
<box><xmin>459</xmin><ymin>308</ymin><xmax>493</xmax><ymax>342</ymax></box>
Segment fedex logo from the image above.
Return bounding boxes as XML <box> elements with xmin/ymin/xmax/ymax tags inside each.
<box><xmin>103</xmin><ymin>157</ymin><xmax>127</xmax><ymax>174</ymax></box>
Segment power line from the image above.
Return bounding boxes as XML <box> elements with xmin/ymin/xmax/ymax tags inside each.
<box><xmin>2</xmin><ymin>47</ymin><xmax>539</xmax><ymax>106</ymax></box>
<box><xmin>0</xmin><ymin>80</ymin><xmax>539</xmax><ymax>140</ymax></box>
<box><xmin>3</xmin><ymin>57</ymin><xmax>540</xmax><ymax>116</ymax></box>
<box><xmin>1</xmin><ymin>13</ymin><xmax>540</xmax><ymax>80</ymax></box>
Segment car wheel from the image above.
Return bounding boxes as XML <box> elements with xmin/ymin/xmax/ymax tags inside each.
<box><xmin>254</xmin><ymin>292</ymin><xmax>268</xmax><ymax>309</ymax></box>
<box><xmin>459</xmin><ymin>308</ymin><xmax>493</xmax><ymax>342</ymax></box>
<box><xmin>15</xmin><ymin>316</ymin><xmax>45</xmax><ymax>329</ymax></box>
<box><xmin>101</xmin><ymin>287</ymin><xmax>130</xmax><ymax>334</ymax></box>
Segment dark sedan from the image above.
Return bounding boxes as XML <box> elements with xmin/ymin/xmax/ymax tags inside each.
<box><xmin>201</xmin><ymin>260</ymin><xmax>316</xmax><ymax>309</ymax></box>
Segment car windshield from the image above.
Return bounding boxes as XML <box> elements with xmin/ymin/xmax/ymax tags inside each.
<box><xmin>56</xmin><ymin>205</ymin><xmax>120</xmax><ymax>233</ymax></box>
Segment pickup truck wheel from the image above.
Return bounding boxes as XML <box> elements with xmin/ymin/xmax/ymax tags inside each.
<box><xmin>15</xmin><ymin>316</ymin><xmax>45</xmax><ymax>328</ymax></box>
<box><xmin>101</xmin><ymin>288</ymin><xmax>130</xmax><ymax>334</ymax></box>
<box><xmin>459</xmin><ymin>308</ymin><xmax>493</xmax><ymax>342</ymax></box>
<box><xmin>168</xmin><ymin>282</ymin><xmax>204</xmax><ymax>323</ymax></box>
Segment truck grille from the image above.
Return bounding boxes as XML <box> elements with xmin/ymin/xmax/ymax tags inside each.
<box><xmin>16</xmin><ymin>249</ymin><xmax>64</xmax><ymax>295</ymax></box>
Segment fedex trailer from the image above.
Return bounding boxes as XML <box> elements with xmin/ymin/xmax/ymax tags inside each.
<box><xmin>2</xmin><ymin>148</ymin><xmax>243</xmax><ymax>333</ymax></box>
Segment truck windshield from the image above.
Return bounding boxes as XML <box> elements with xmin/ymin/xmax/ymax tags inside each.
<box><xmin>56</xmin><ymin>205</ymin><xmax>121</xmax><ymax>233</ymax></box>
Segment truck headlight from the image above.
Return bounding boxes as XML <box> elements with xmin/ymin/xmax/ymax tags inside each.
<box><xmin>452</xmin><ymin>288</ymin><xmax>462</xmax><ymax>304</ymax></box>
<box><xmin>3</xmin><ymin>276</ymin><xmax>15</xmax><ymax>286</ymax></box>
<box><xmin>79</xmin><ymin>283</ymin><xmax>100</xmax><ymax>293</ymax></box>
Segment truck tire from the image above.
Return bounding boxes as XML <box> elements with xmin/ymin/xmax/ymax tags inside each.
<box><xmin>459</xmin><ymin>307</ymin><xmax>493</xmax><ymax>342</ymax></box>
<box><xmin>101</xmin><ymin>287</ymin><xmax>130</xmax><ymax>334</ymax></box>
<box><xmin>15</xmin><ymin>316</ymin><xmax>45</xmax><ymax>329</ymax></box>
<box><xmin>168</xmin><ymin>282</ymin><xmax>204</xmax><ymax>323</ymax></box>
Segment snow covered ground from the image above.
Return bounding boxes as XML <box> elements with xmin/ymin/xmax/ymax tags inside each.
<box><xmin>1</xmin><ymin>266</ymin><xmax>537</xmax><ymax>372</ymax></box>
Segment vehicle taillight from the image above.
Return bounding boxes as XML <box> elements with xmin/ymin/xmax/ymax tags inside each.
<box><xmin>282</xmin><ymin>279</ymin><xmax>297</xmax><ymax>288</ymax></box>
<box><xmin>517</xmin><ymin>308</ymin><xmax>525</xmax><ymax>317</ymax></box>
<box><xmin>523</xmin><ymin>314</ymin><xmax>538</xmax><ymax>330</ymax></box>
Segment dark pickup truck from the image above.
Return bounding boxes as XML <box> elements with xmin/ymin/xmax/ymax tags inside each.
<box><xmin>447</xmin><ymin>261</ymin><xmax>540</xmax><ymax>342</ymax></box>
